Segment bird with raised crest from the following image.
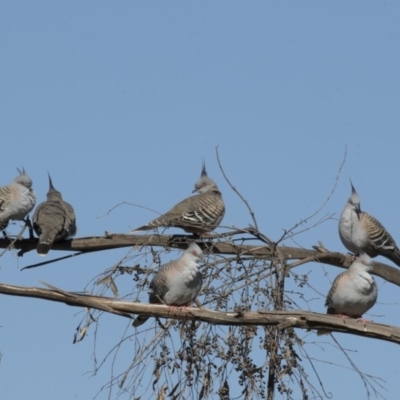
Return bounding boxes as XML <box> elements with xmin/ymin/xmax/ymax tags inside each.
<box><xmin>32</xmin><ymin>173</ymin><xmax>76</xmax><ymax>256</ymax></box>
<box><xmin>339</xmin><ymin>181</ymin><xmax>400</xmax><ymax>267</ymax></box>
<box><xmin>132</xmin><ymin>162</ymin><xmax>225</xmax><ymax>235</ymax></box>
<box><xmin>0</xmin><ymin>168</ymin><xmax>36</xmax><ymax>233</ymax></box>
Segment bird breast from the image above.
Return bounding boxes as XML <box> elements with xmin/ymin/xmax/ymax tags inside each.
<box><xmin>339</xmin><ymin>207</ymin><xmax>369</xmax><ymax>253</ymax></box>
<box><xmin>330</xmin><ymin>271</ymin><xmax>377</xmax><ymax>316</ymax></box>
<box><xmin>9</xmin><ymin>186</ymin><xmax>36</xmax><ymax>220</ymax></box>
<box><xmin>163</xmin><ymin>260</ymin><xmax>202</xmax><ymax>305</ymax></box>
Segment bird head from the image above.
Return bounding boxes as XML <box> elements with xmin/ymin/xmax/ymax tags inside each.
<box><xmin>47</xmin><ymin>173</ymin><xmax>63</xmax><ymax>200</ymax></box>
<box><xmin>14</xmin><ymin>168</ymin><xmax>33</xmax><ymax>189</ymax></box>
<box><xmin>353</xmin><ymin>252</ymin><xmax>374</xmax><ymax>272</ymax></box>
<box><xmin>349</xmin><ymin>180</ymin><xmax>361</xmax><ymax>218</ymax></box>
<box><xmin>192</xmin><ymin>161</ymin><xmax>219</xmax><ymax>194</ymax></box>
<box><xmin>186</xmin><ymin>242</ymin><xmax>204</xmax><ymax>260</ymax></box>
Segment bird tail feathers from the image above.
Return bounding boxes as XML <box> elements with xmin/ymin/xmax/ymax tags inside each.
<box><xmin>389</xmin><ymin>248</ymin><xmax>400</xmax><ymax>268</ymax></box>
<box><xmin>37</xmin><ymin>230</ymin><xmax>57</xmax><ymax>256</ymax></box>
<box><xmin>132</xmin><ymin>315</ymin><xmax>150</xmax><ymax>327</ymax></box>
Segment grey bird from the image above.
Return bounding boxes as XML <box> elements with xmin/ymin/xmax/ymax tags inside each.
<box><xmin>133</xmin><ymin>163</ymin><xmax>225</xmax><ymax>235</ymax></box>
<box><xmin>317</xmin><ymin>253</ymin><xmax>377</xmax><ymax>335</ymax></box>
<box><xmin>339</xmin><ymin>181</ymin><xmax>400</xmax><ymax>267</ymax></box>
<box><xmin>32</xmin><ymin>173</ymin><xmax>76</xmax><ymax>256</ymax></box>
<box><xmin>132</xmin><ymin>242</ymin><xmax>203</xmax><ymax>327</ymax></box>
<box><xmin>0</xmin><ymin>168</ymin><xmax>36</xmax><ymax>231</ymax></box>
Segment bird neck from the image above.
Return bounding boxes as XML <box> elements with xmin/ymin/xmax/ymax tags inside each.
<box><xmin>183</xmin><ymin>257</ymin><xmax>200</xmax><ymax>272</ymax></box>
<box><xmin>47</xmin><ymin>192</ymin><xmax>63</xmax><ymax>201</ymax></box>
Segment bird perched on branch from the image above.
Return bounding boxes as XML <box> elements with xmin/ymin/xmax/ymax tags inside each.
<box><xmin>32</xmin><ymin>173</ymin><xmax>76</xmax><ymax>256</ymax></box>
<box><xmin>132</xmin><ymin>162</ymin><xmax>225</xmax><ymax>235</ymax></box>
<box><xmin>132</xmin><ymin>242</ymin><xmax>203</xmax><ymax>327</ymax></box>
<box><xmin>317</xmin><ymin>253</ymin><xmax>377</xmax><ymax>335</ymax></box>
<box><xmin>0</xmin><ymin>168</ymin><xmax>36</xmax><ymax>232</ymax></box>
<box><xmin>339</xmin><ymin>181</ymin><xmax>400</xmax><ymax>267</ymax></box>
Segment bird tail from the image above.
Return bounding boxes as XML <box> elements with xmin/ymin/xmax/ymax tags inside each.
<box><xmin>37</xmin><ymin>231</ymin><xmax>57</xmax><ymax>256</ymax></box>
<box><xmin>131</xmin><ymin>224</ymin><xmax>153</xmax><ymax>234</ymax></box>
<box><xmin>132</xmin><ymin>315</ymin><xmax>150</xmax><ymax>327</ymax></box>
<box><xmin>389</xmin><ymin>248</ymin><xmax>400</xmax><ymax>267</ymax></box>
<box><xmin>0</xmin><ymin>220</ymin><xmax>8</xmax><ymax>231</ymax></box>
<box><xmin>131</xmin><ymin>217</ymin><xmax>165</xmax><ymax>233</ymax></box>
<box><xmin>316</xmin><ymin>329</ymin><xmax>331</xmax><ymax>336</ymax></box>
<box><xmin>37</xmin><ymin>242</ymin><xmax>52</xmax><ymax>256</ymax></box>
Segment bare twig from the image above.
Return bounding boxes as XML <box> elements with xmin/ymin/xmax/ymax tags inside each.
<box><xmin>21</xmin><ymin>251</ymin><xmax>90</xmax><ymax>270</ymax></box>
<box><xmin>0</xmin><ymin>223</ymin><xmax>29</xmax><ymax>258</ymax></box>
<box><xmin>7</xmin><ymin>234</ymin><xmax>400</xmax><ymax>288</ymax></box>
<box><xmin>97</xmin><ymin>201</ymin><xmax>164</xmax><ymax>220</ymax></box>
<box><xmin>277</xmin><ymin>145</ymin><xmax>347</xmax><ymax>244</ymax></box>
<box><xmin>330</xmin><ymin>334</ymin><xmax>386</xmax><ymax>399</ymax></box>
<box><xmin>215</xmin><ymin>146</ymin><xmax>260</xmax><ymax>231</ymax></box>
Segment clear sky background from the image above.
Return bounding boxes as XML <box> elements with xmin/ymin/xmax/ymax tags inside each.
<box><xmin>1</xmin><ymin>1</ymin><xmax>399</xmax><ymax>399</ymax></box>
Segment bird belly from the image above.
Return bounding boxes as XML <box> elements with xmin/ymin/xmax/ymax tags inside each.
<box><xmin>164</xmin><ymin>287</ymin><xmax>196</xmax><ymax>305</ymax></box>
<box><xmin>330</xmin><ymin>278</ymin><xmax>377</xmax><ymax>317</ymax></box>
<box><xmin>330</xmin><ymin>295</ymin><xmax>374</xmax><ymax>317</ymax></box>
<box><xmin>163</xmin><ymin>268</ymin><xmax>202</xmax><ymax>306</ymax></box>
<box><xmin>9</xmin><ymin>191</ymin><xmax>36</xmax><ymax>221</ymax></box>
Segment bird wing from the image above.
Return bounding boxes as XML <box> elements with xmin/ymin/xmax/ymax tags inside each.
<box><xmin>148</xmin><ymin>261</ymin><xmax>177</xmax><ymax>304</ymax></box>
<box><xmin>0</xmin><ymin>185</ymin><xmax>11</xmax><ymax>212</ymax></box>
<box><xmin>362</xmin><ymin>213</ymin><xmax>400</xmax><ymax>267</ymax></box>
<box><xmin>179</xmin><ymin>192</ymin><xmax>225</xmax><ymax>228</ymax></box>
<box><xmin>325</xmin><ymin>271</ymin><xmax>347</xmax><ymax>313</ymax></box>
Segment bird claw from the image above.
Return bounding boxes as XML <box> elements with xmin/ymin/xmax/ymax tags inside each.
<box><xmin>168</xmin><ymin>304</ymin><xmax>188</xmax><ymax>310</ymax></box>
<box><xmin>335</xmin><ymin>314</ymin><xmax>350</xmax><ymax>319</ymax></box>
<box><xmin>23</xmin><ymin>216</ymin><xmax>35</xmax><ymax>239</ymax></box>
<box><xmin>199</xmin><ymin>231</ymin><xmax>212</xmax><ymax>237</ymax></box>
<box><xmin>356</xmin><ymin>317</ymin><xmax>372</xmax><ymax>324</ymax></box>
<box><xmin>17</xmin><ymin>249</ymin><xmax>26</xmax><ymax>257</ymax></box>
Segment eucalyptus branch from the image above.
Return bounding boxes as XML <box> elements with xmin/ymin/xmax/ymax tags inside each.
<box><xmin>0</xmin><ymin>282</ymin><xmax>399</xmax><ymax>345</ymax></box>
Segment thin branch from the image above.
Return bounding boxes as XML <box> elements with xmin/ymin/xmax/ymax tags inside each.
<box><xmin>215</xmin><ymin>146</ymin><xmax>260</xmax><ymax>232</ymax></box>
<box><xmin>277</xmin><ymin>145</ymin><xmax>347</xmax><ymax>244</ymax></box>
<box><xmin>0</xmin><ymin>223</ymin><xmax>29</xmax><ymax>258</ymax></box>
<box><xmin>21</xmin><ymin>251</ymin><xmax>90</xmax><ymax>270</ymax></box>
<box><xmin>330</xmin><ymin>334</ymin><xmax>386</xmax><ymax>399</ymax></box>
<box><xmin>97</xmin><ymin>201</ymin><xmax>163</xmax><ymax>219</ymax></box>
<box><xmin>4</xmin><ymin>234</ymin><xmax>400</xmax><ymax>288</ymax></box>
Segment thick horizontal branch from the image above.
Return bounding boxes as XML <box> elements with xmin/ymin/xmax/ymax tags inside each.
<box><xmin>0</xmin><ymin>281</ymin><xmax>399</xmax><ymax>345</ymax></box>
<box><xmin>2</xmin><ymin>232</ymin><xmax>400</xmax><ymax>287</ymax></box>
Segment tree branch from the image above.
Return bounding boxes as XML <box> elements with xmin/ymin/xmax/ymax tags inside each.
<box><xmin>4</xmin><ymin>233</ymin><xmax>400</xmax><ymax>287</ymax></box>
<box><xmin>0</xmin><ymin>281</ymin><xmax>399</xmax><ymax>345</ymax></box>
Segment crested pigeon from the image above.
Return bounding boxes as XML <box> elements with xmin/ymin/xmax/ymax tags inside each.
<box><xmin>339</xmin><ymin>181</ymin><xmax>400</xmax><ymax>267</ymax></box>
<box><xmin>132</xmin><ymin>242</ymin><xmax>203</xmax><ymax>327</ymax></box>
<box><xmin>317</xmin><ymin>253</ymin><xmax>377</xmax><ymax>335</ymax></box>
<box><xmin>0</xmin><ymin>168</ymin><xmax>36</xmax><ymax>231</ymax></box>
<box><xmin>32</xmin><ymin>173</ymin><xmax>76</xmax><ymax>256</ymax></box>
<box><xmin>133</xmin><ymin>163</ymin><xmax>225</xmax><ymax>235</ymax></box>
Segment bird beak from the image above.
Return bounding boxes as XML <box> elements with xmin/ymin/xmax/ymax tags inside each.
<box><xmin>355</xmin><ymin>204</ymin><xmax>361</xmax><ymax>218</ymax></box>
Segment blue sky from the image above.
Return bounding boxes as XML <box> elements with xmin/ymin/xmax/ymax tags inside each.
<box><xmin>1</xmin><ymin>1</ymin><xmax>400</xmax><ymax>399</ymax></box>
